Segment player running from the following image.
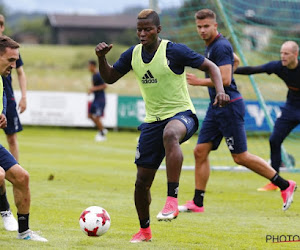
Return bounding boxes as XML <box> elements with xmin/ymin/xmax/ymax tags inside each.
<box><xmin>235</xmin><ymin>41</ymin><xmax>300</xmax><ymax>191</ymax></box>
<box><xmin>178</xmin><ymin>9</ymin><xmax>297</xmax><ymax>214</ymax></box>
<box><xmin>95</xmin><ymin>9</ymin><xmax>229</xmax><ymax>243</ymax></box>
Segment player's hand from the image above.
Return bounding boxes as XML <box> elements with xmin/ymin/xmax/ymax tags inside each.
<box><xmin>0</xmin><ymin>114</ymin><xmax>7</xmax><ymax>128</ymax></box>
<box><xmin>186</xmin><ymin>73</ymin><xmax>204</xmax><ymax>86</ymax></box>
<box><xmin>95</xmin><ymin>42</ymin><xmax>113</xmax><ymax>58</ymax></box>
<box><xmin>213</xmin><ymin>92</ymin><xmax>230</xmax><ymax>107</ymax></box>
<box><xmin>18</xmin><ymin>96</ymin><xmax>27</xmax><ymax>113</ymax></box>
<box><xmin>87</xmin><ymin>87</ymin><xmax>93</xmax><ymax>95</ymax></box>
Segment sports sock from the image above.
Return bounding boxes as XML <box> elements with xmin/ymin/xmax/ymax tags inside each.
<box><xmin>0</xmin><ymin>192</ymin><xmax>10</xmax><ymax>211</ymax></box>
<box><xmin>18</xmin><ymin>213</ymin><xmax>29</xmax><ymax>233</ymax></box>
<box><xmin>167</xmin><ymin>182</ymin><xmax>179</xmax><ymax>198</ymax></box>
<box><xmin>270</xmin><ymin>173</ymin><xmax>289</xmax><ymax>190</ymax></box>
<box><xmin>193</xmin><ymin>189</ymin><xmax>205</xmax><ymax>207</ymax></box>
<box><xmin>139</xmin><ymin>217</ymin><xmax>150</xmax><ymax>229</ymax></box>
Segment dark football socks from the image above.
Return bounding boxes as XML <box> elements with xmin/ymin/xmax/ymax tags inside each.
<box><xmin>18</xmin><ymin>213</ymin><xmax>29</xmax><ymax>233</ymax></box>
<box><xmin>0</xmin><ymin>192</ymin><xmax>10</xmax><ymax>211</ymax></box>
<box><xmin>167</xmin><ymin>182</ymin><xmax>179</xmax><ymax>198</ymax></box>
<box><xmin>140</xmin><ymin>217</ymin><xmax>150</xmax><ymax>229</ymax></box>
<box><xmin>270</xmin><ymin>173</ymin><xmax>289</xmax><ymax>190</ymax></box>
<box><xmin>193</xmin><ymin>189</ymin><xmax>205</xmax><ymax>207</ymax></box>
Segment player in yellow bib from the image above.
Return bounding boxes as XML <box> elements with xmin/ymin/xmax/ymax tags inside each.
<box><xmin>95</xmin><ymin>9</ymin><xmax>230</xmax><ymax>243</ymax></box>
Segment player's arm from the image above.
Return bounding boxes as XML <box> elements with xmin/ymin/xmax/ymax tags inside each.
<box><xmin>187</xmin><ymin>63</ymin><xmax>232</xmax><ymax>87</ymax></box>
<box><xmin>95</xmin><ymin>42</ymin><xmax>124</xmax><ymax>84</ymax></box>
<box><xmin>0</xmin><ymin>90</ymin><xmax>7</xmax><ymax>128</ymax></box>
<box><xmin>16</xmin><ymin>65</ymin><xmax>27</xmax><ymax>113</ymax></box>
<box><xmin>198</xmin><ymin>58</ymin><xmax>230</xmax><ymax>106</ymax></box>
<box><xmin>89</xmin><ymin>84</ymin><xmax>107</xmax><ymax>93</ymax></box>
<box><xmin>234</xmin><ymin>65</ymin><xmax>266</xmax><ymax>75</ymax></box>
<box><xmin>233</xmin><ymin>53</ymin><xmax>240</xmax><ymax>72</ymax></box>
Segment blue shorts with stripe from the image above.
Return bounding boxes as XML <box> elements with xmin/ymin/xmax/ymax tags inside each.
<box><xmin>197</xmin><ymin>99</ymin><xmax>247</xmax><ymax>154</ymax></box>
<box><xmin>135</xmin><ymin>110</ymin><xmax>199</xmax><ymax>169</ymax></box>
<box><xmin>3</xmin><ymin>100</ymin><xmax>23</xmax><ymax>135</ymax></box>
<box><xmin>0</xmin><ymin>144</ymin><xmax>18</xmax><ymax>171</ymax></box>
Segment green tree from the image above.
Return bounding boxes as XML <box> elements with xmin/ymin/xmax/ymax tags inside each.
<box><xmin>18</xmin><ymin>17</ymin><xmax>50</xmax><ymax>43</ymax></box>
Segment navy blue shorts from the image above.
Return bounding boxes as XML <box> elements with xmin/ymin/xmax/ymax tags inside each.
<box><xmin>198</xmin><ymin>99</ymin><xmax>247</xmax><ymax>154</ymax></box>
<box><xmin>0</xmin><ymin>144</ymin><xmax>18</xmax><ymax>171</ymax></box>
<box><xmin>135</xmin><ymin>110</ymin><xmax>199</xmax><ymax>169</ymax></box>
<box><xmin>3</xmin><ymin>100</ymin><xmax>23</xmax><ymax>135</ymax></box>
<box><xmin>271</xmin><ymin>103</ymin><xmax>300</xmax><ymax>142</ymax></box>
<box><xmin>88</xmin><ymin>98</ymin><xmax>105</xmax><ymax>117</ymax></box>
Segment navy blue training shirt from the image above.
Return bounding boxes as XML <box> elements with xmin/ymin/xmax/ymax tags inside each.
<box><xmin>205</xmin><ymin>34</ymin><xmax>241</xmax><ymax>102</ymax></box>
<box><xmin>2</xmin><ymin>55</ymin><xmax>24</xmax><ymax>101</ymax></box>
<box><xmin>262</xmin><ymin>60</ymin><xmax>300</xmax><ymax>106</ymax></box>
<box><xmin>113</xmin><ymin>41</ymin><xmax>205</xmax><ymax>75</ymax></box>
<box><xmin>92</xmin><ymin>72</ymin><xmax>105</xmax><ymax>100</ymax></box>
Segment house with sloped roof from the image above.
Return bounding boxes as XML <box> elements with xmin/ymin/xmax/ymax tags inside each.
<box><xmin>45</xmin><ymin>13</ymin><xmax>137</xmax><ymax>45</ymax></box>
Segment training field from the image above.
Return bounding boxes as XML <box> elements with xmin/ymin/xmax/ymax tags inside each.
<box><xmin>0</xmin><ymin>126</ymin><xmax>299</xmax><ymax>249</ymax></box>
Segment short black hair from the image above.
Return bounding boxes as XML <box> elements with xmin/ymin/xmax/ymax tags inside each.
<box><xmin>137</xmin><ymin>9</ymin><xmax>160</xmax><ymax>26</ymax></box>
<box><xmin>88</xmin><ymin>59</ymin><xmax>97</xmax><ymax>66</ymax></box>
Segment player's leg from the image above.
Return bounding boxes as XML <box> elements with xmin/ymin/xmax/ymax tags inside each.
<box><xmin>156</xmin><ymin>119</ymin><xmax>186</xmax><ymax>221</ymax></box>
<box><xmin>178</xmin><ymin>143</ymin><xmax>212</xmax><ymax>213</ymax></box>
<box><xmin>1</xmin><ymin>104</ymin><xmax>23</xmax><ymax>230</ymax></box>
<box><xmin>130</xmin><ymin>166</ymin><xmax>156</xmax><ymax>243</ymax></box>
<box><xmin>269</xmin><ymin>109</ymin><xmax>298</xmax><ymax>172</ymax></box>
<box><xmin>0</xmin><ymin>180</ymin><xmax>18</xmax><ymax>231</ymax></box>
<box><xmin>131</xmin><ymin>121</ymin><xmax>164</xmax><ymax>243</ymax></box>
<box><xmin>3</xmin><ymin>149</ymin><xmax>47</xmax><ymax>242</ymax></box>
<box><xmin>6</xmin><ymin>133</ymin><xmax>19</xmax><ymax>161</ymax></box>
<box><xmin>157</xmin><ymin>111</ymin><xmax>198</xmax><ymax>221</ymax></box>
<box><xmin>6</xmin><ymin>165</ymin><xmax>47</xmax><ymax>241</ymax></box>
<box><xmin>258</xmin><ymin>107</ymin><xmax>298</xmax><ymax>191</ymax></box>
<box><xmin>232</xmin><ymin>151</ymin><xmax>296</xmax><ymax>210</ymax></box>
<box><xmin>179</xmin><ymin>106</ymin><xmax>220</xmax><ymax>213</ymax></box>
<box><xmin>89</xmin><ymin>100</ymin><xmax>106</xmax><ymax>141</ymax></box>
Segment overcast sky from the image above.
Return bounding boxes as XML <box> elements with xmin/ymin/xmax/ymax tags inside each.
<box><xmin>3</xmin><ymin>0</ymin><xmax>182</xmax><ymax>15</ymax></box>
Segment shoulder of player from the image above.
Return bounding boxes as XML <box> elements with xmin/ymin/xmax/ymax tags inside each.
<box><xmin>166</xmin><ymin>41</ymin><xmax>193</xmax><ymax>55</ymax></box>
<box><xmin>215</xmin><ymin>37</ymin><xmax>232</xmax><ymax>49</ymax></box>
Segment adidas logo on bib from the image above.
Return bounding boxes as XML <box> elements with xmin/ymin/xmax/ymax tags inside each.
<box><xmin>142</xmin><ymin>70</ymin><xmax>158</xmax><ymax>84</ymax></box>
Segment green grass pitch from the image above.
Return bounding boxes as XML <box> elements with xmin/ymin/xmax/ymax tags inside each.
<box><xmin>0</xmin><ymin>126</ymin><xmax>299</xmax><ymax>249</ymax></box>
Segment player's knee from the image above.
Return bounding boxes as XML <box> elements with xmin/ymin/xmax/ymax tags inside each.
<box><xmin>269</xmin><ymin>135</ymin><xmax>281</xmax><ymax>148</ymax></box>
<box><xmin>135</xmin><ymin>178</ymin><xmax>151</xmax><ymax>191</ymax></box>
<box><xmin>232</xmin><ymin>153</ymin><xmax>247</xmax><ymax>166</ymax></box>
<box><xmin>194</xmin><ymin>145</ymin><xmax>206</xmax><ymax>161</ymax></box>
<box><xmin>163</xmin><ymin>127</ymin><xmax>178</xmax><ymax>144</ymax></box>
<box><xmin>13</xmin><ymin>167</ymin><xmax>30</xmax><ymax>188</ymax></box>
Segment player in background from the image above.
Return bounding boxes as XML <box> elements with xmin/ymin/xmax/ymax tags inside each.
<box><xmin>0</xmin><ymin>14</ymin><xmax>27</xmax><ymax>232</ymax></box>
<box><xmin>178</xmin><ymin>9</ymin><xmax>297</xmax><ymax>214</ymax></box>
<box><xmin>95</xmin><ymin>9</ymin><xmax>229</xmax><ymax>243</ymax></box>
<box><xmin>0</xmin><ymin>35</ymin><xmax>47</xmax><ymax>241</ymax></box>
<box><xmin>87</xmin><ymin>59</ymin><xmax>107</xmax><ymax>142</ymax></box>
<box><xmin>235</xmin><ymin>41</ymin><xmax>300</xmax><ymax>191</ymax></box>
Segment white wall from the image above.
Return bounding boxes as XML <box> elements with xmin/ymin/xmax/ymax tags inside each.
<box><xmin>13</xmin><ymin>90</ymin><xmax>118</xmax><ymax>128</ymax></box>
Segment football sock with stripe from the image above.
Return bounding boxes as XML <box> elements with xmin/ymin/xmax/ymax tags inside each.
<box><xmin>18</xmin><ymin>213</ymin><xmax>29</xmax><ymax>233</ymax></box>
<box><xmin>270</xmin><ymin>173</ymin><xmax>289</xmax><ymax>190</ymax></box>
<box><xmin>167</xmin><ymin>182</ymin><xmax>179</xmax><ymax>198</ymax></box>
<box><xmin>193</xmin><ymin>189</ymin><xmax>205</xmax><ymax>207</ymax></box>
<box><xmin>139</xmin><ymin>217</ymin><xmax>150</xmax><ymax>229</ymax></box>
